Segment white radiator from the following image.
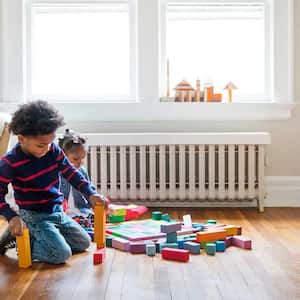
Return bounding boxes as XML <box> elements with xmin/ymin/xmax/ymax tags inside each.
<box><xmin>84</xmin><ymin>133</ymin><xmax>271</xmax><ymax>212</ymax></box>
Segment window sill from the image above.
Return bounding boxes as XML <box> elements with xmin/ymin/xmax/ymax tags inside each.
<box><xmin>0</xmin><ymin>101</ymin><xmax>296</xmax><ymax>122</ymax></box>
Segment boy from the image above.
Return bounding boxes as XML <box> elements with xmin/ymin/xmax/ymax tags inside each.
<box><xmin>0</xmin><ymin>100</ymin><xmax>108</xmax><ymax>264</ymax></box>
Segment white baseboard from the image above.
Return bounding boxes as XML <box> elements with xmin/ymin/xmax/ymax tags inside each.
<box><xmin>265</xmin><ymin>176</ymin><xmax>300</xmax><ymax>207</ymax></box>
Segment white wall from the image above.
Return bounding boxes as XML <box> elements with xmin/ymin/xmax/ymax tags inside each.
<box><xmin>0</xmin><ymin>0</ymin><xmax>299</xmax><ymax>178</ymax></box>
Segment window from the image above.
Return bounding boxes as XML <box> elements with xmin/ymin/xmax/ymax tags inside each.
<box><xmin>163</xmin><ymin>1</ymin><xmax>268</xmax><ymax>102</ymax></box>
<box><xmin>29</xmin><ymin>1</ymin><xmax>136</xmax><ymax>102</ymax></box>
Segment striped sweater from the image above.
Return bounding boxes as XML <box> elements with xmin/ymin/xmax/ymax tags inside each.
<box><xmin>0</xmin><ymin>142</ymin><xmax>96</xmax><ymax>221</ymax></box>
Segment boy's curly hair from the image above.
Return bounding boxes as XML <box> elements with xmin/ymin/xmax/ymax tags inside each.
<box><xmin>9</xmin><ymin>100</ymin><xmax>65</xmax><ymax>136</ymax></box>
<box><xmin>58</xmin><ymin>129</ymin><xmax>86</xmax><ymax>153</ymax></box>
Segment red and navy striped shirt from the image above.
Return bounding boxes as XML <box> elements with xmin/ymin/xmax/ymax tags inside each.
<box><xmin>0</xmin><ymin>142</ymin><xmax>96</xmax><ymax>221</ymax></box>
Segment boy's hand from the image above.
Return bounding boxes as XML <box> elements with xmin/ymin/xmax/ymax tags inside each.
<box><xmin>8</xmin><ymin>216</ymin><xmax>27</xmax><ymax>236</ymax></box>
<box><xmin>89</xmin><ymin>194</ymin><xmax>110</xmax><ymax>210</ymax></box>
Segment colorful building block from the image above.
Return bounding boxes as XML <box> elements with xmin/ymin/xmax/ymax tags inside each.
<box><xmin>222</xmin><ymin>225</ymin><xmax>242</xmax><ymax>236</ymax></box>
<box><xmin>112</xmin><ymin>237</ymin><xmax>130</xmax><ymax>251</ymax></box>
<box><xmin>146</xmin><ymin>244</ymin><xmax>156</xmax><ymax>256</ymax></box>
<box><xmin>206</xmin><ymin>243</ymin><xmax>216</xmax><ymax>255</ymax></box>
<box><xmin>161</xmin><ymin>248</ymin><xmax>190</xmax><ymax>262</ymax></box>
<box><xmin>129</xmin><ymin>241</ymin><xmax>152</xmax><ymax>254</ymax></box>
<box><xmin>196</xmin><ymin>229</ymin><xmax>227</xmax><ymax>243</ymax></box>
<box><xmin>94</xmin><ymin>204</ymin><xmax>106</xmax><ymax>249</ymax></box>
<box><xmin>232</xmin><ymin>236</ymin><xmax>252</xmax><ymax>249</ymax></box>
<box><xmin>16</xmin><ymin>228</ymin><xmax>32</xmax><ymax>268</ymax></box>
<box><xmin>200</xmin><ymin>241</ymin><xmax>215</xmax><ymax>249</ymax></box>
<box><xmin>177</xmin><ymin>239</ymin><xmax>185</xmax><ymax>249</ymax></box>
<box><xmin>93</xmin><ymin>248</ymin><xmax>105</xmax><ymax>265</ymax></box>
<box><xmin>225</xmin><ymin>236</ymin><xmax>233</xmax><ymax>247</ymax></box>
<box><xmin>206</xmin><ymin>219</ymin><xmax>217</xmax><ymax>224</ymax></box>
<box><xmin>216</xmin><ymin>241</ymin><xmax>226</xmax><ymax>252</ymax></box>
<box><xmin>160</xmin><ymin>222</ymin><xmax>182</xmax><ymax>234</ymax></box>
<box><xmin>161</xmin><ymin>213</ymin><xmax>171</xmax><ymax>222</ymax></box>
<box><xmin>184</xmin><ymin>241</ymin><xmax>201</xmax><ymax>254</ymax></box>
<box><xmin>106</xmin><ymin>236</ymin><xmax>113</xmax><ymax>247</ymax></box>
<box><xmin>166</xmin><ymin>232</ymin><xmax>177</xmax><ymax>243</ymax></box>
<box><xmin>109</xmin><ymin>215</ymin><xmax>125</xmax><ymax>223</ymax></box>
<box><xmin>110</xmin><ymin>206</ymin><xmax>126</xmax><ymax>216</ymax></box>
<box><xmin>152</xmin><ymin>211</ymin><xmax>162</xmax><ymax>220</ymax></box>
<box><xmin>160</xmin><ymin>242</ymin><xmax>178</xmax><ymax>252</ymax></box>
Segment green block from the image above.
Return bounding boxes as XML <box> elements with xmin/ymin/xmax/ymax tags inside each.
<box><xmin>166</xmin><ymin>232</ymin><xmax>177</xmax><ymax>243</ymax></box>
<box><xmin>146</xmin><ymin>244</ymin><xmax>156</xmax><ymax>256</ymax></box>
<box><xmin>106</xmin><ymin>236</ymin><xmax>113</xmax><ymax>247</ymax></box>
<box><xmin>206</xmin><ymin>243</ymin><xmax>216</xmax><ymax>255</ymax></box>
<box><xmin>111</xmin><ymin>208</ymin><xmax>126</xmax><ymax>216</ymax></box>
<box><xmin>206</xmin><ymin>219</ymin><xmax>217</xmax><ymax>224</ymax></box>
<box><xmin>109</xmin><ymin>215</ymin><xmax>125</xmax><ymax>223</ymax></box>
<box><xmin>161</xmin><ymin>213</ymin><xmax>171</xmax><ymax>222</ymax></box>
<box><xmin>152</xmin><ymin>211</ymin><xmax>162</xmax><ymax>220</ymax></box>
<box><xmin>200</xmin><ymin>241</ymin><xmax>216</xmax><ymax>249</ymax></box>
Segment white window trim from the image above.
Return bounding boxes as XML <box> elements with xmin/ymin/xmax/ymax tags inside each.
<box><xmin>0</xmin><ymin>0</ymin><xmax>295</xmax><ymax>123</ymax></box>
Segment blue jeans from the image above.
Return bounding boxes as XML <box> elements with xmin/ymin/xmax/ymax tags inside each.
<box><xmin>19</xmin><ymin>209</ymin><xmax>91</xmax><ymax>264</ymax></box>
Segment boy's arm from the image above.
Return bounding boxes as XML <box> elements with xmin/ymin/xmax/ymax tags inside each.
<box><xmin>0</xmin><ymin>158</ymin><xmax>18</xmax><ymax>221</ymax></box>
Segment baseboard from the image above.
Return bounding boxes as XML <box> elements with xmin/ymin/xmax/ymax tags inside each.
<box><xmin>265</xmin><ymin>176</ymin><xmax>300</xmax><ymax>207</ymax></box>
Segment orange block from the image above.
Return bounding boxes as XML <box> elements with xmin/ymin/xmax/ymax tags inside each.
<box><xmin>205</xmin><ymin>87</ymin><xmax>214</xmax><ymax>102</ymax></box>
<box><xmin>196</xmin><ymin>229</ymin><xmax>227</xmax><ymax>243</ymax></box>
<box><xmin>213</xmin><ymin>93</ymin><xmax>222</xmax><ymax>101</ymax></box>
<box><xmin>94</xmin><ymin>204</ymin><xmax>106</xmax><ymax>249</ymax></box>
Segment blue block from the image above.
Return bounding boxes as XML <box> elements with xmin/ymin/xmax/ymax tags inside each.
<box><xmin>216</xmin><ymin>241</ymin><xmax>226</xmax><ymax>252</ymax></box>
<box><xmin>106</xmin><ymin>236</ymin><xmax>113</xmax><ymax>247</ymax></box>
<box><xmin>184</xmin><ymin>241</ymin><xmax>201</xmax><ymax>254</ymax></box>
<box><xmin>177</xmin><ymin>240</ymin><xmax>185</xmax><ymax>249</ymax></box>
<box><xmin>161</xmin><ymin>213</ymin><xmax>171</xmax><ymax>222</ymax></box>
<box><xmin>166</xmin><ymin>232</ymin><xmax>177</xmax><ymax>243</ymax></box>
<box><xmin>206</xmin><ymin>243</ymin><xmax>216</xmax><ymax>255</ymax></box>
<box><xmin>146</xmin><ymin>244</ymin><xmax>156</xmax><ymax>256</ymax></box>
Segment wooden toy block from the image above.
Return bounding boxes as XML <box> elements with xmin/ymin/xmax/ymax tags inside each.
<box><xmin>222</xmin><ymin>225</ymin><xmax>242</xmax><ymax>236</ymax></box>
<box><xmin>161</xmin><ymin>248</ymin><xmax>190</xmax><ymax>262</ymax></box>
<box><xmin>192</xmin><ymin>223</ymin><xmax>204</xmax><ymax>231</ymax></box>
<box><xmin>232</xmin><ymin>236</ymin><xmax>252</xmax><ymax>249</ymax></box>
<box><xmin>130</xmin><ymin>241</ymin><xmax>152</xmax><ymax>254</ymax></box>
<box><xmin>16</xmin><ymin>228</ymin><xmax>32</xmax><ymax>268</ymax></box>
<box><xmin>160</xmin><ymin>242</ymin><xmax>178</xmax><ymax>252</ymax></box>
<box><xmin>177</xmin><ymin>240</ymin><xmax>185</xmax><ymax>249</ymax></box>
<box><xmin>161</xmin><ymin>213</ymin><xmax>171</xmax><ymax>222</ymax></box>
<box><xmin>152</xmin><ymin>211</ymin><xmax>162</xmax><ymax>220</ymax></box>
<box><xmin>166</xmin><ymin>232</ymin><xmax>177</xmax><ymax>243</ymax></box>
<box><xmin>206</xmin><ymin>219</ymin><xmax>217</xmax><ymax>224</ymax></box>
<box><xmin>196</xmin><ymin>229</ymin><xmax>227</xmax><ymax>243</ymax></box>
<box><xmin>216</xmin><ymin>241</ymin><xmax>226</xmax><ymax>252</ymax></box>
<box><xmin>213</xmin><ymin>93</ymin><xmax>222</xmax><ymax>101</ymax></box>
<box><xmin>160</xmin><ymin>222</ymin><xmax>182</xmax><ymax>234</ymax></box>
<box><xmin>93</xmin><ymin>248</ymin><xmax>105</xmax><ymax>265</ymax></box>
<box><xmin>146</xmin><ymin>244</ymin><xmax>156</xmax><ymax>256</ymax></box>
<box><xmin>106</xmin><ymin>236</ymin><xmax>113</xmax><ymax>247</ymax></box>
<box><xmin>200</xmin><ymin>241</ymin><xmax>216</xmax><ymax>249</ymax></box>
<box><xmin>206</xmin><ymin>243</ymin><xmax>216</xmax><ymax>255</ymax></box>
<box><xmin>110</xmin><ymin>207</ymin><xmax>126</xmax><ymax>216</ymax></box>
<box><xmin>225</xmin><ymin>236</ymin><xmax>233</xmax><ymax>247</ymax></box>
<box><xmin>205</xmin><ymin>86</ymin><xmax>214</xmax><ymax>102</ymax></box>
<box><xmin>112</xmin><ymin>237</ymin><xmax>130</xmax><ymax>252</ymax></box>
<box><xmin>184</xmin><ymin>241</ymin><xmax>201</xmax><ymax>254</ymax></box>
<box><xmin>94</xmin><ymin>204</ymin><xmax>106</xmax><ymax>249</ymax></box>
<box><xmin>109</xmin><ymin>215</ymin><xmax>125</xmax><ymax>223</ymax></box>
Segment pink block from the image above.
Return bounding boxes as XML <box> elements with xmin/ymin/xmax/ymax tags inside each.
<box><xmin>232</xmin><ymin>236</ymin><xmax>252</xmax><ymax>249</ymax></box>
<box><xmin>225</xmin><ymin>236</ymin><xmax>233</xmax><ymax>247</ymax></box>
<box><xmin>93</xmin><ymin>248</ymin><xmax>105</xmax><ymax>265</ymax></box>
<box><xmin>112</xmin><ymin>237</ymin><xmax>130</xmax><ymax>251</ymax></box>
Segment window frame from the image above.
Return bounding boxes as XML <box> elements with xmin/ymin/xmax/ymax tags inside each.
<box><xmin>0</xmin><ymin>0</ymin><xmax>295</xmax><ymax>122</ymax></box>
<box><xmin>26</xmin><ymin>0</ymin><xmax>138</xmax><ymax>103</ymax></box>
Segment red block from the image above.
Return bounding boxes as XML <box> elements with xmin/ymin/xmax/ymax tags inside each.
<box><xmin>232</xmin><ymin>236</ymin><xmax>252</xmax><ymax>249</ymax></box>
<box><xmin>93</xmin><ymin>248</ymin><xmax>105</xmax><ymax>265</ymax></box>
<box><xmin>161</xmin><ymin>248</ymin><xmax>190</xmax><ymax>262</ymax></box>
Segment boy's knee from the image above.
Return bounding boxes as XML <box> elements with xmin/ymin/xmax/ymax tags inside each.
<box><xmin>51</xmin><ymin>246</ymin><xmax>72</xmax><ymax>264</ymax></box>
<box><xmin>76</xmin><ymin>234</ymin><xmax>91</xmax><ymax>252</ymax></box>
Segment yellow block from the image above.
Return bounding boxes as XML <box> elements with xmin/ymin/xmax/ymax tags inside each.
<box><xmin>94</xmin><ymin>204</ymin><xmax>106</xmax><ymax>249</ymax></box>
<box><xmin>222</xmin><ymin>225</ymin><xmax>241</xmax><ymax>236</ymax></box>
<box><xmin>16</xmin><ymin>228</ymin><xmax>32</xmax><ymax>268</ymax></box>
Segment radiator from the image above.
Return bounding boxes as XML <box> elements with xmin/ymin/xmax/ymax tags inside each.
<box><xmin>84</xmin><ymin>133</ymin><xmax>271</xmax><ymax>212</ymax></box>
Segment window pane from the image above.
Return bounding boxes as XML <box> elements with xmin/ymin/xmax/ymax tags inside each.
<box><xmin>166</xmin><ymin>3</ymin><xmax>266</xmax><ymax>101</ymax></box>
<box><xmin>32</xmin><ymin>4</ymin><xmax>130</xmax><ymax>99</ymax></box>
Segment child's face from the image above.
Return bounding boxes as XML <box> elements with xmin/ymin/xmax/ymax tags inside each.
<box><xmin>18</xmin><ymin>133</ymin><xmax>56</xmax><ymax>158</ymax></box>
<box><xmin>66</xmin><ymin>145</ymin><xmax>86</xmax><ymax>168</ymax></box>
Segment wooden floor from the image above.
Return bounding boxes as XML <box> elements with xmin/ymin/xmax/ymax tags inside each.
<box><xmin>0</xmin><ymin>208</ymin><xmax>300</xmax><ymax>300</ymax></box>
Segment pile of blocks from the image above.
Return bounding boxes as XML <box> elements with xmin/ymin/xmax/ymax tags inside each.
<box><xmin>93</xmin><ymin>210</ymin><xmax>253</xmax><ymax>265</ymax></box>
